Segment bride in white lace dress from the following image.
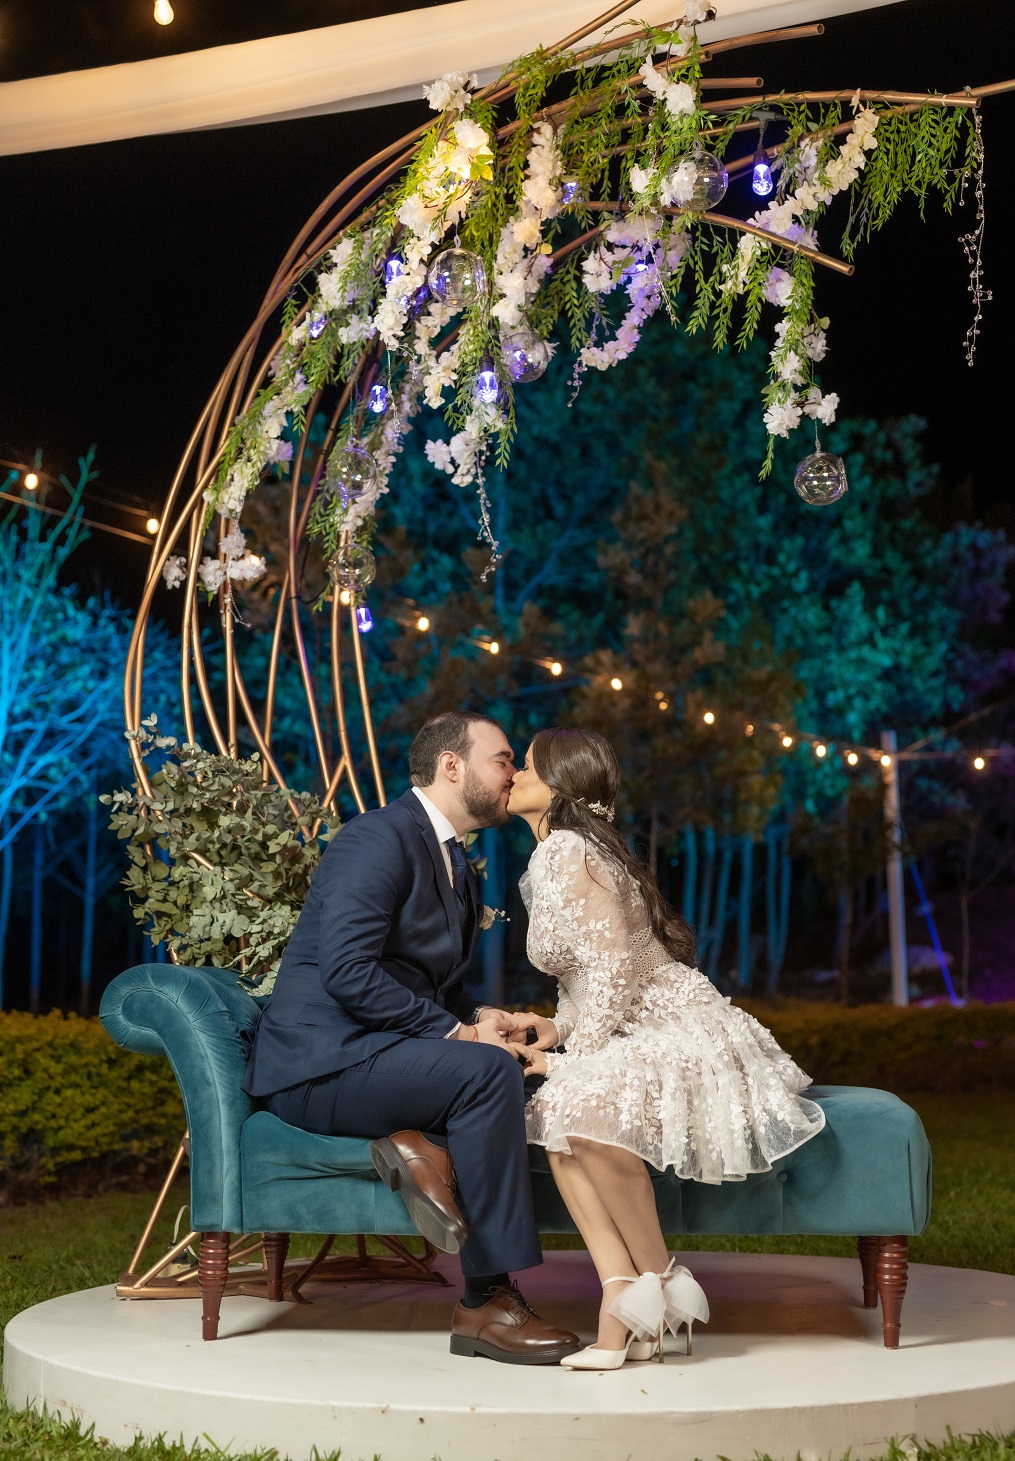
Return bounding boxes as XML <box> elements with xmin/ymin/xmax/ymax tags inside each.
<box><xmin>505</xmin><ymin>727</ymin><xmax>825</xmax><ymax>1368</ymax></box>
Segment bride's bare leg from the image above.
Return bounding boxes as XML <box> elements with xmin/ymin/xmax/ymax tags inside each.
<box><xmin>567</xmin><ymin>1137</ymin><xmax>670</xmax><ymax>1276</ymax></box>
<box><xmin>548</xmin><ymin>1149</ymin><xmax>639</xmax><ymax>1349</ymax></box>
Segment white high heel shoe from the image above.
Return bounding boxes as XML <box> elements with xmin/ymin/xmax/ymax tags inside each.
<box><xmin>560</xmin><ymin>1276</ymin><xmax>648</xmax><ymax>1369</ymax></box>
<box><xmin>608</xmin><ymin>1258</ymin><xmax>710</xmax><ymax>1363</ymax></box>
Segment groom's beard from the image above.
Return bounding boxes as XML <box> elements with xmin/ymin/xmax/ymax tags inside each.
<box><xmin>461</xmin><ymin>765</ymin><xmax>510</xmax><ymax>828</ymax></box>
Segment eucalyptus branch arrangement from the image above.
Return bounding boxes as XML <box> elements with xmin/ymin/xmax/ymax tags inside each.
<box><xmin>156</xmin><ymin>0</ymin><xmax>997</xmax><ymax>598</ymax></box>
<box><xmin>102</xmin><ymin>718</ymin><xmax>336</xmax><ymax>992</ymax></box>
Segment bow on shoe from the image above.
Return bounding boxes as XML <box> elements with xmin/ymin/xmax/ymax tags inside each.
<box><xmin>607</xmin><ymin>1258</ymin><xmax>710</xmax><ymax>1340</ymax></box>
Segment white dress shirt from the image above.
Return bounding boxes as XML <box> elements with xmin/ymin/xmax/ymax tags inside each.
<box><xmin>412</xmin><ymin>786</ymin><xmax>466</xmax><ymax>1036</ymax></box>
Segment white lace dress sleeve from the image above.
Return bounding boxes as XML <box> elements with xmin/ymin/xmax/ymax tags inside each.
<box><xmin>521</xmin><ymin>829</ymin><xmax>826</xmax><ymax>1184</ymax></box>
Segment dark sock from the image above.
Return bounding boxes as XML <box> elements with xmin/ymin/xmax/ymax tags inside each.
<box><xmin>461</xmin><ymin>1272</ymin><xmax>511</xmax><ymax>1308</ymax></box>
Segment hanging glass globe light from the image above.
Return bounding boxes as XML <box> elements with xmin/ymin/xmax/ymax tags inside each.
<box><xmin>322</xmin><ymin>443</ymin><xmax>377</xmax><ymax>504</ymax></box>
<box><xmin>793</xmin><ymin>450</ymin><xmax>848</xmax><ymax>505</ymax></box>
<box><xmin>329</xmin><ymin>543</ymin><xmax>377</xmax><ymax>593</ymax></box>
<box><xmin>426</xmin><ymin>247</ymin><xmax>488</xmax><ymax>308</ymax></box>
<box><xmin>674</xmin><ymin>148</ymin><xmax>729</xmax><ymax>212</ymax></box>
<box><xmin>501</xmin><ymin>331</ymin><xmax>551</xmax><ymax>383</ymax></box>
<box><xmin>475</xmin><ymin>356</ymin><xmax>501</xmax><ymax>405</ymax></box>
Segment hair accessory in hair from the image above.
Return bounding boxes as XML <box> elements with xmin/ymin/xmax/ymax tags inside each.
<box><xmin>580</xmin><ymin>797</ymin><xmax>616</xmax><ymax>823</ymax></box>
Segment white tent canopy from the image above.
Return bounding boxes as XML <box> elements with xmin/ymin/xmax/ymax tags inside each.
<box><xmin>0</xmin><ymin>0</ymin><xmax>902</xmax><ymax>157</ymax></box>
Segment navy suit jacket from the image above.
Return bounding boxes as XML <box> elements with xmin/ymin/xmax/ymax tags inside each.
<box><xmin>242</xmin><ymin>788</ymin><xmax>481</xmax><ymax>1098</ymax></box>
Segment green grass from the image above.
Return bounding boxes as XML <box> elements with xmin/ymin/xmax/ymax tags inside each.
<box><xmin>2</xmin><ymin>1093</ymin><xmax>1014</xmax><ymax>1460</ymax></box>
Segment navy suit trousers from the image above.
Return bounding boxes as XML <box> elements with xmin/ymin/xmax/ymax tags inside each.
<box><xmin>264</xmin><ymin>1038</ymin><xmax>543</xmax><ymax>1278</ymax></box>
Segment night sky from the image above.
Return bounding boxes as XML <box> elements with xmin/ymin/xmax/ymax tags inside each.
<box><xmin>1</xmin><ymin>0</ymin><xmax>1013</xmax><ymax>603</ymax></box>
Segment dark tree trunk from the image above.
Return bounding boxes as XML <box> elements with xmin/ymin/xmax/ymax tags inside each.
<box><xmin>681</xmin><ymin>825</ymin><xmax>697</xmax><ymax>928</ymax></box>
<box><xmin>736</xmin><ymin>834</ymin><xmax>754</xmax><ymax>991</ymax></box>
<box><xmin>706</xmin><ymin>836</ymin><xmax>734</xmax><ymax>985</ymax></box>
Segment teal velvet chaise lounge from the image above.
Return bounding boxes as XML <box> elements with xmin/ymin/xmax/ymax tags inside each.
<box><xmin>99</xmin><ymin>963</ymin><xmax>931</xmax><ymax>1349</ymax></box>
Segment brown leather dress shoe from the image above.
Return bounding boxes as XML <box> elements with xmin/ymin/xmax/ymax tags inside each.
<box><xmin>450</xmin><ymin>1284</ymin><xmax>581</xmax><ymax>1365</ymax></box>
<box><xmin>369</xmin><ymin>1130</ymin><xmax>468</xmax><ymax>1253</ymax></box>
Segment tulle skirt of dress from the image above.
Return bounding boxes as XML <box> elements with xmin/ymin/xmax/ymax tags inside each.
<box><xmin>525</xmin><ymin>996</ymin><xmax>826</xmax><ymax>1184</ymax></box>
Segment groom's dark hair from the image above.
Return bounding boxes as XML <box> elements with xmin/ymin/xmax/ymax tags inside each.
<box><xmin>409</xmin><ymin>711</ymin><xmax>504</xmax><ymax>787</ymax></box>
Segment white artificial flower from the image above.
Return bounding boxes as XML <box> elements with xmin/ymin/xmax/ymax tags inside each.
<box><xmin>226</xmin><ymin>552</ymin><xmax>267</xmax><ymax>583</ymax></box>
<box><xmin>327</xmin><ymin>237</ymin><xmax>355</xmax><ymax>271</ymax></box>
<box><xmin>803</xmin><ymin>388</ymin><xmax>839</xmax><ymax>424</ymax></box>
<box><xmin>774</xmin><ymin>350</ymin><xmax>806</xmax><ymax>386</ymax></box>
<box><xmin>265</xmin><ymin>438</ymin><xmax>294</xmax><ymax>465</ymax></box>
<box><xmin>581</xmin><ymin>252</ymin><xmax>614</xmax><ymax>294</ymax></box>
<box><xmin>802</xmin><ymin>323</ymin><xmax>828</xmax><ymax>361</ymax></box>
<box><xmin>162</xmin><ymin>555</ymin><xmax>187</xmax><ymax>590</ymax></box>
<box><xmin>220</xmin><ymin>529</ymin><xmax>246</xmax><ymax>560</ymax></box>
<box><xmin>198</xmin><ymin>557</ymin><xmax>226</xmax><ymax>593</ymax></box>
<box><xmin>422</xmin><ymin>70</ymin><xmax>477</xmax><ymax>112</ymax></box>
<box><xmin>664</xmin><ymin>80</ymin><xmax>697</xmax><ymax>117</ymax></box>
<box><xmin>453</xmin><ymin>117</ymin><xmax>489</xmax><ymax>152</ymax></box>
<box><xmin>683</xmin><ymin>0</ymin><xmax>715</xmax><ymax>21</ymax></box>
<box><xmin>337</xmin><ymin>314</ymin><xmax>376</xmax><ymax>346</ymax></box>
<box><xmin>424</xmin><ymin>438</ymin><xmax>454</xmax><ymax>473</ymax></box>
<box><xmin>629</xmin><ymin>164</ymin><xmax>655</xmax><ymax>198</ymax></box>
<box><xmin>763</xmin><ymin>399</ymin><xmax>803</xmax><ymax>437</ymax></box>
<box><xmin>660</xmin><ymin>158</ymin><xmax>697</xmax><ymax>206</ymax></box>
<box><xmin>511</xmin><ymin>215</ymin><xmax>543</xmax><ymax>249</ymax></box>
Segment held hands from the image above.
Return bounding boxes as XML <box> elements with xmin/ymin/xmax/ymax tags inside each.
<box><xmin>503</xmin><ymin>1011</ymin><xmax>559</xmax><ymax>1050</ymax></box>
<box><xmin>509</xmin><ymin>1043</ymin><xmax>548</xmax><ymax>1077</ymax></box>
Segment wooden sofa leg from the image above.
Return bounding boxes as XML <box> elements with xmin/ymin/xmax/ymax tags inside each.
<box><xmin>876</xmin><ymin>1235</ymin><xmax>909</xmax><ymax>1349</ymax></box>
<box><xmin>199</xmin><ymin>1231</ymin><xmax>230</xmax><ymax>1340</ymax></box>
<box><xmin>857</xmin><ymin>1236</ymin><xmax>880</xmax><ymax>1308</ymax></box>
<box><xmin>263</xmin><ymin>1232</ymin><xmax>290</xmax><ymax>1301</ymax></box>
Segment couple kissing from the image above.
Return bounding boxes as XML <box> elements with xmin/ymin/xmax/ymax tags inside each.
<box><xmin>243</xmin><ymin>711</ymin><xmax>824</xmax><ymax>1369</ymax></box>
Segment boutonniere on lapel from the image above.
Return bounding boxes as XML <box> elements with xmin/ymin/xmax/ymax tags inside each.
<box><xmin>463</xmin><ymin>834</ymin><xmax>508</xmax><ymax>931</ymax></box>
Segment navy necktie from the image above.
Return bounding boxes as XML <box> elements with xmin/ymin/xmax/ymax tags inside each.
<box><xmin>445</xmin><ymin>837</ymin><xmax>469</xmax><ymax>907</ymax></box>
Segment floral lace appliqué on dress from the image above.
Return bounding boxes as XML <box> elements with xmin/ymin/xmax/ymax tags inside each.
<box><xmin>521</xmin><ymin>829</ymin><xmax>825</xmax><ymax>1184</ymax></box>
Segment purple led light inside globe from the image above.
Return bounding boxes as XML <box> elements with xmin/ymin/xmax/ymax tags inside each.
<box><xmin>475</xmin><ymin>358</ymin><xmax>500</xmax><ymax>405</ymax></box>
<box><xmin>308</xmin><ymin>312</ymin><xmax>328</xmax><ymax>339</ymax></box>
<box><xmin>384</xmin><ymin>254</ymin><xmax>405</xmax><ymax>284</ymax></box>
<box><xmin>752</xmin><ymin>160</ymin><xmax>774</xmax><ymax>197</ymax></box>
<box><xmin>368</xmin><ymin>383</ymin><xmax>388</xmax><ymax>414</ymax></box>
<box><xmin>356</xmin><ymin>605</ymin><xmax>374</xmax><ymax>633</ymax></box>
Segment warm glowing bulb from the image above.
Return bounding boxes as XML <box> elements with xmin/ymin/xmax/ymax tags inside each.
<box><xmin>745</xmin><ymin>723</ymin><xmax>754</xmax><ymax>736</ymax></box>
<box><xmin>880</xmin><ymin>753</ymin><xmax>892</xmax><ymax>767</ymax></box>
<box><xmin>550</xmin><ymin>661</ymin><xmax>562</xmax><ymax>676</ymax></box>
<box><xmin>416</xmin><ymin>615</ymin><xmax>430</xmax><ymax>632</ymax></box>
<box><xmin>973</xmin><ymin>756</ymin><xmax>986</xmax><ymax>771</ymax></box>
<box><xmin>339</xmin><ymin>589</ymin><xmax>352</xmax><ymax>605</ymax></box>
<box><xmin>24</xmin><ymin>471</ymin><xmax>39</xmax><ymax>490</ymax></box>
<box><xmin>654</xmin><ymin>691</ymin><xmax>664</xmax><ymax>701</ymax></box>
<box><xmin>846</xmin><ymin>751</ymin><xmax>859</xmax><ymax>766</ymax></box>
<box><xmin>815</xmin><ymin>743</ymin><xmax>827</xmax><ymax>758</ymax></box>
<box><xmin>153</xmin><ymin>0</ymin><xmax>174</xmax><ymax>23</ymax></box>
<box><xmin>610</xmin><ymin>677</ymin><xmax>623</xmax><ymax>691</ymax></box>
<box><xmin>781</xmin><ymin>735</ymin><xmax>793</xmax><ymax>748</ymax></box>
<box><xmin>488</xmin><ymin>640</ymin><xmax>500</xmax><ymax>655</ymax></box>
<box><xmin>659</xmin><ymin>700</ymin><xmax>669</xmax><ymax>711</ymax></box>
<box><xmin>703</xmin><ymin>710</ymin><xmax>715</xmax><ymax>725</ymax></box>
<box><xmin>145</xmin><ymin>517</ymin><xmax>160</xmax><ymax>535</ymax></box>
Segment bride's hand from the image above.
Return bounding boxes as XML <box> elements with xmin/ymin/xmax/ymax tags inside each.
<box><xmin>509</xmin><ymin>1043</ymin><xmax>548</xmax><ymax>1077</ymax></box>
<box><xmin>505</xmin><ymin>1012</ymin><xmax>559</xmax><ymax>1050</ymax></box>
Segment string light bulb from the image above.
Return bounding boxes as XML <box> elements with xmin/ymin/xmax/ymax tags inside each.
<box><xmin>846</xmin><ymin>751</ymin><xmax>859</xmax><ymax>766</ymax></box>
<box><xmin>703</xmin><ymin>710</ymin><xmax>715</xmax><ymax>725</ymax></box>
<box><xmin>550</xmin><ymin>661</ymin><xmax>562</xmax><ymax>676</ymax></box>
<box><xmin>880</xmin><ymin>753</ymin><xmax>892</xmax><ymax>767</ymax></box>
<box><xmin>339</xmin><ymin>589</ymin><xmax>352</xmax><ymax>606</ymax></box>
<box><xmin>153</xmin><ymin>0</ymin><xmax>174</xmax><ymax>24</ymax></box>
<box><xmin>416</xmin><ymin>615</ymin><xmax>430</xmax><ymax>632</ymax></box>
<box><xmin>610</xmin><ymin>677</ymin><xmax>623</xmax><ymax>691</ymax></box>
<box><xmin>659</xmin><ymin>699</ymin><xmax>669</xmax><ymax>711</ymax></box>
<box><xmin>745</xmin><ymin>723</ymin><xmax>754</xmax><ymax>736</ymax></box>
<box><xmin>145</xmin><ymin>517</ymin><xmax>159</xmax><ymax>535</ymax></box>
<box><xmin>751</xmin><ymin>110</ymin><xmax>777</xmax><ymax>196</ymax></box>
<box><xmin>781</xmin><ymin>734</ymin><xmax>793</xmax><ymax>748</ymax></box>
<box><xmin>24</xmin><ymin>472</ymin><xmax>39</xmax><ymax>490</ymax></box>
<box><xmin>815</xmin><ymin>743</ymin><xmax>827</xmax><ymax>758</ymax></box>
<box><xmin>973</xmin><ymin>756</ymin><xmax>986</xmax><ymax>770</ymax></box>
<box><xmin>488</xmin><ymin>640</ymin><xmax>500</xmax><ymax>655</ymax></box>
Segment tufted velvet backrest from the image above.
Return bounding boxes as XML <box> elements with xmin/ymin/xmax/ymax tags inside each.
<box><xmin>99</xmin><ymin>963</ymin><xmax>261</xmax><ymax>1232</ymax></box>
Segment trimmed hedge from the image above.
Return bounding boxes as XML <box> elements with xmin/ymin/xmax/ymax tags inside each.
<box><xmin>739</xmin><ymin>1000</ymin><xmax>1015</xmax><ymax>1094</ymax></box>
<box><xmin>0</xmin><ymin>1012</ymin><xmax>183</xmax><ymax>1195</ymax></box>
<box><xmin>2</xmin><ymin>1002</ymin><xmax>1014</xmax><ymax>1198</ymax></box>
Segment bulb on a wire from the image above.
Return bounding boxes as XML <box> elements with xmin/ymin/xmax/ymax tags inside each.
<box><xmin>846</xmin><ymin>751</ymin><xmax>859</xmax><ymax>766</ymax></box>
<box><xmin>751</xmin><ymin>109</ymin><xmax>776</xmax><ymax>197</ymax></box>
<box><xmin>153</xmin><ymin>0</ymin><xmax>174</xmax><ymax>24</ymax></box>
<box><xmin>973</xmin><ymin>756</ymin><xmax>985</xmax><ymax>771</ymax></box>
<box><xmin>24</xmin><ymin>472</ymin><xmax>39</xmax><ymax>490</ymax></box>
<box><xmin>146</xmin><ymin>517</ymin><xmax>160</xmax><ymax>535</ymax></box>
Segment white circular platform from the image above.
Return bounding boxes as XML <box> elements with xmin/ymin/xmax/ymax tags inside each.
<box><xmin>5</xmin><ymin>1252</ymin><xmax>1015</xmax><ymax>1461</ymax></box>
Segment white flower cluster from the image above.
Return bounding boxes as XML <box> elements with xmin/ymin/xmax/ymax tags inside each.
<box><xmin>422</xmin><ymin>70</ymin><xmax>477</xmax><ymax>113</ymax></box>
<box><xmin>578</xmin><ymin>217</ymin><xmax>686</xmax><ymax>371</ymax></box>
<box><xmin>492</xmin><ymin>122</ymin><xmax>562</xmax><ymax>331</ymax></box>
<box><xmin>424</xmin><ymin>400</ymin><xmax>504</xmax><ymax>488</ymax></box>
<box><xmin>164</xmin><ymin>530</ymin><xmax>266</xmax><ymax>594</ymax></box>
<box><xmin>723</xmin><ymin>106</ymin><xmax>880</xmax><ymax>437</ymax></box>
<box><xmin>639</xmin><ymin>59</ymin><xmax>696</xmax><ymax>120</ymax></box>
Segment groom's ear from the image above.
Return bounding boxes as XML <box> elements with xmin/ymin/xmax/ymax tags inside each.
<box><xmin>436</xmin><ymin>749</ymin><xmax>462</xmax><ymax>783</ymax></box>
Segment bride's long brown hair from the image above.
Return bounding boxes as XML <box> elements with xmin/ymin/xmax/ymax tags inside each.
<box><xmin>531</xmin><ymin>727</ymin><xmax>696</xmax><ymax>965</ymax></box>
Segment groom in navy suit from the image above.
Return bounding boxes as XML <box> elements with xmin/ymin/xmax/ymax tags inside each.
<box><xmin>243</xmin><ymin>710</ymin><xmax>578</xmax><ymax>1364</ymax></box>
